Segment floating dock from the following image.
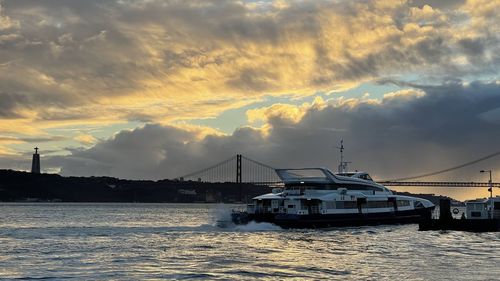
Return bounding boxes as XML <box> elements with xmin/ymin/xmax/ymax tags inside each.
<box><xmin>419</xmin><ymin>198</ymin><xmax>500</xmax><ymax>232</ymax></box>
<box><xmin>419</xmin><ymin>218</ymin><xmax>500</xmax><ymax>232</ymax></box>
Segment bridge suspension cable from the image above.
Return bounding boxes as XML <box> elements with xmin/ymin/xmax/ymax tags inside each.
<box><xmin>380</xmin><ymin>181</ymin><xmax>500</xmax><ymax>188</ymax></box>
<box><xmin>177</xmin><ymin>155</ymin><xmax>236</xmax><ymax>181</ymax></box>
<box><xmin>176</xmin><ymin>150</ymin><xmax>500</xmax><ymax>187</ymax></box>
<box><xmin>240</xmin><ymin>155</ymin><xmax>276</xmax><ymax>171</ymax></box>
<box><xmin>240</xmin><ymin>155</ymin><xmax>281</xmax><ymax>184</ymax></box>
<box><xmin>383</xmin><ymin>150</ymin><xmax>500</xmax><ymax>181</ymax></box>
<box><xmin>176</xmin><ymin>154</ymin><xmax>280</xmax><ymax>184</ymax></box>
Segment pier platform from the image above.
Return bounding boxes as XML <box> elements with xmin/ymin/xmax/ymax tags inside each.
<box><xmin>419</xmin><ymin>198</ymin><xmax>500</xmax><ymax>232</ymax></box>
<box><xmin>419</xmin><ymin>218</ymin><xmax>500</xmax><ymax>232</ymax></box>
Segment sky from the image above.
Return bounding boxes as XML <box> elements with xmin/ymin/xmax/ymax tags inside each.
<box><xmin>0</xmin><ymin>0</ymin><xmax>499</xmax><ymax>200</ymax></box>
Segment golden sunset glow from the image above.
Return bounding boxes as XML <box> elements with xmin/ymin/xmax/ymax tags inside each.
<box><xmin>0</xmin><ymin>0</ymin><xmax>499</xmax><ymax>199</ymax></box>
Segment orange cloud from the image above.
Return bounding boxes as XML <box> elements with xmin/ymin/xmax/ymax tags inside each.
<box><xmin>0</xmin><ymin>0</ymin><xmax>498</xmax><ymax>156</ymax></box>
<box><xmin>75</xmin><ymin>134</ymin><xmax>97</xmax><ymax>145</ymax></box>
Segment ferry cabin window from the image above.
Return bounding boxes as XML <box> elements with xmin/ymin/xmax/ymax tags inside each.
<box><xmin>471</xmin><ymin>211</ymin><xmax>482</xmax><ymax>217</ymax></box>
<box><xmin>327</xmin><ymin>201</ymin><xmax>395</xmax><ymax>209</ymax></box>
<box><xmin>366</xmin><ymin>201</ymin><xmax>391</xmax><ymax>208</ymax></box>
<box><xmin>336</xmin><ymin>201</ymin><xmax>357</xmax><ymax>209</ymax></box>
<box><xmin>414</xmin><ymin>201</ymin><xmax>424</xmax><ymax>208</ymax></box>
<box><xmin>397</xmin><ymin>200</ymin><xmax>411</xmax><ymax>207</ymax></box>
<box><xmin>262</xmin><ymin>200</ymin><xmax>271</xmax><ymax>206</ymax></box>
<box><xmin>343</xmin><ymin>184</ymin><xmax>381</xmax><ymax>191</ymax></box>
<box><xmin>469</xmin><ymin>203</ymin><xmax>485</xmax><ymax>210</ymax></box>
<box><xmin>359</xmin><ymin>174</ymin><xmax>374</xmax><ymax>181</ymax></box>
<box><xmin>325</xmin><ymin>201</ymin><xmax>335</xmax><ymax>209</ymax></box>
<box><xmin>286</xmin><ymin>183</ymin><xmax>383</xmax><ymax>191</ymax></box>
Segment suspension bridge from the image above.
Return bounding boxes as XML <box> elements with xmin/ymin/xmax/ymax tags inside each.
<box><xmin>176</xmin><ymin>154</ymin><xmax>500</xmax><ymax>188</ymax></box>
<box><xmin>177</xmin><ymin>154</ymin><xmax>282</xmax><ymax>185</ymax></box>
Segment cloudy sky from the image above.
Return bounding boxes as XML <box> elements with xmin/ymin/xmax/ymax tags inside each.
<box><xmin>0</xmin><ymin>0</ymin><xmax>499</xmax><ymax>198</ymax></box>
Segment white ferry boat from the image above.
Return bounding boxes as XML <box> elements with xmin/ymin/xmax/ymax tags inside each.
<box><xmin>231</xmin><ymin>167</ymin><xmax>435</xmax><ymax>228</ymax></box>
<box><xmin>465</xmin><ymin>196</ymin><xmax>500</xmax><ymax>220</ymax></box>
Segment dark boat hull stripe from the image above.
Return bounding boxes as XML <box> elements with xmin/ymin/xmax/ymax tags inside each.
<box><xmin>232</xmin><ymin>208</ymin><xmax>434</xmax><ymax>228</ymax></box>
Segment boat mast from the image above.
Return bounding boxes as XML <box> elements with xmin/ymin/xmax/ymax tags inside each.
<box><xmin>337</xmin><ymin>139</ymin><xmax>350</xmax><ymax>173</ymax></box>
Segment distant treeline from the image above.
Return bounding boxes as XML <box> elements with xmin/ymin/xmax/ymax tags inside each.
<box><xmin>0</xmin><ymin>169</ymin><xmax>456</xmax><ymax>204</ymax></box>
<box><xmin>393</xmin><ymin>191</ymin><xmax>460</xmax><ymax>206</ymax></box>
<box><xmin>0</xmin><ymin>170</ymin><xmax>268</xmax><ymax>203</ymax></box>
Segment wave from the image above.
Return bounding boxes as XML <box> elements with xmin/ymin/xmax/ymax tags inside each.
<box><xmin>233</xmin><ymin>221</ymin><xmax>282</xmax><ymax>231</ymax></box>
<box><xmin>211</xmin><ymin>204</ymin><xmax>282</xmax><ymax>231</ymax></box>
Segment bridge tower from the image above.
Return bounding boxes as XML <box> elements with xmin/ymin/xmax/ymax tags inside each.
<box><xmin>236</xmin><ymin>154</ymin><xmax>242</xmax><ymax>183</ymax></box>
<box><xmin>31</xmin><ymin>147</ymin><xmax>40</xmax><ymax>174</ymax></box>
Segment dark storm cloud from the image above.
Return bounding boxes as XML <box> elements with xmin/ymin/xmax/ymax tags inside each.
<box><xmin>0</xmin><ymin>155</ymin><xmax>29</xmax><ymax>171</ymax></box>
<box><xmin>37</xmin><ymin>81</ymin><xmax>500</xmax><ymax>181</ymax></box>
<box><xmin>458</xmin><ymin>38</ymin><xmax>486</xmax><ymax>56</ymax></box>
<box><xmin>51</xmin><ymin>124</ymin><xmax>196</xmax><ymax>178</ymax></box>
<box><xmin>0</xmin><ymin>92</ymin><xmax>28</xmax><ymax>118</ymax></box>
<box><xmin>35</xmin><ymin>109</ymin><xmax>95</xmax><ymax>121</ymax></box>
<box><xmin>0</xmin><ymin>0</ymin><xmax>498</xmax><ymax>119</ymax></box>
<box><xmin>0</xmin><ymin>89</ymin><xmax>83</xmax><ymax>120</ymax></box>
<box><xmin>0</xmin><ymin>0</ymin><xmax>499</xmax><ymax>166</ymax></box>
<box><xmin>226</xmin><ymin>67</ymin><xmax>278</xmax><ymax>92</ymax></box>
<box><xmin>0</xmin><ymin>135</ymin><xmax>67</xmax><ymax>143</ymax></box>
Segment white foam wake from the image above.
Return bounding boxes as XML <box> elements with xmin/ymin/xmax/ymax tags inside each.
<box><xmin>211</xmin><ymin>204</ymin><xmax>282</xmax><ymax>231</ymax></box>
<box><xmin>212</xmin><ymin>204</ymin><xmax>232</xmax><ymax>222</ymax></box>
<box><xmin>234</xmin><ymin>221</ymin><xmax>282</xmax><ymax>231</ymax></box>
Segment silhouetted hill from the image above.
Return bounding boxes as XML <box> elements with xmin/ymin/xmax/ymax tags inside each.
<box><xmin>393</xmin><ymin>191</ymin><xmax>461</xmax><ymax>206</ymax></box>
<box><xmin>0</xmin><ymin>169</ymin><xmax>268</xmax><ymax>203</ymax></box>
<box><xmin>0</xmin><ymin>169</ymin><xmax>457</xmax><ymax>203</ymax></box>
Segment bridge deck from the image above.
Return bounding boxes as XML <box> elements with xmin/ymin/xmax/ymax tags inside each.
<box><xmin>379</xmin><ymin>181</ymin><xmax>500</xmax><ymax>187</ymax></box>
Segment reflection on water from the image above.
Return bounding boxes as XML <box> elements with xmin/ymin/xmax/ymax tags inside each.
<box><xmin>0</xmin><ymin>203</ymin><xmax>499</xmax><ymax>280</ymax></box>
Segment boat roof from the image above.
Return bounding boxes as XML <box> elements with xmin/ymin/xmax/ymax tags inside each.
<box><xmin>274</xmin><ymin>167</ymin><xmax>392</xmax><ymax>194</ymax></box>
<box><xmin>275</xmin><ymin>168</ymin><xmax>336</xmax><ymax>184</ymax></box>
<box><xmin>466</xmin><ymin>196</ymin><xmax>500</xmax><ymax>204</ymax></box>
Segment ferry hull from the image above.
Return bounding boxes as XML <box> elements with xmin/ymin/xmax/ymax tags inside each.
<box><xmin>232</xmin><ymin>207</ymin><xmax>434</xmax><ymax>228</ymax></box>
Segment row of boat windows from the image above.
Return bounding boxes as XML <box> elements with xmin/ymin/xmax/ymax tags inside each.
<box><xmin>323</xmin><ymin>200</ymin><xmax>411</xmax><ymax>209</ymax></box>
<box><xmin>470</xmin><ymin>202</ymin><xmax>500</xmax><ymax>210</ymax></box>
<box><xmin>286</xmin><ymin>183</ymin><xmax>384</xmax><ymax>192</ymax></box>
<box><xmin>468</xmin><ymin>203</ymin><xmax>487</xmax><ymax>211</ymax></box>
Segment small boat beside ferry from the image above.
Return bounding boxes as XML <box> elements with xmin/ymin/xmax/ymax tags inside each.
<box><xmin>231</xmin><ymin>167</ymin><xmax>435</xmax><ymax>228</ymax></box>
<box><xmin>419</xmin><ymin>196</ymin><xmax>500</xmax><ymax>232</ymax></box>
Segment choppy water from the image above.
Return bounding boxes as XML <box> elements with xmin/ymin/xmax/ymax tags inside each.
<box><xmin>0</xmin><ymin>203</ymin><xmax>499</xmax><ymax>280</ymax></box>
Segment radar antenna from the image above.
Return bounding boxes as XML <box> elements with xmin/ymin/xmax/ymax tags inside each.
<box><xmin>336</xmin><ymin>139</ymin><xmax>351</xmax><ymax>173</ymax></box>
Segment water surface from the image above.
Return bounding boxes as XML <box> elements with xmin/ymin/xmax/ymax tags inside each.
<box><xmin>0</xmin><ymin>203</ymin><xmax>499</xmax><ymax>280</ymax></box>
